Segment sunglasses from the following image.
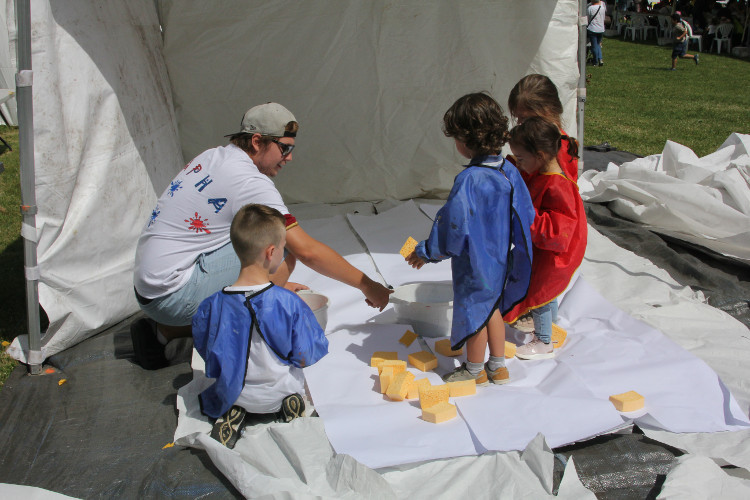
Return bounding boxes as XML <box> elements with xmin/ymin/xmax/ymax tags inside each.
<box><xmin>271</xmin><ymin>138</ymin><xmax>295</xmax><ymax>157</ymax></box>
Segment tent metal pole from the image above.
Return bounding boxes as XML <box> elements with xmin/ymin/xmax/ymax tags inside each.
<box><xmin>577</xmin><ymin>0</ymin><xmax>587</xmax><ymax>177</ymax></box>
<box><xmin>16</xmin><ymin>0</ymin><xmax>43</xmax><ymax>375</ymax></box>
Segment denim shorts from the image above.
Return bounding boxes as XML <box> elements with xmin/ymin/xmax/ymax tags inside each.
<box><xmin>138</xmin><ymin>242</ymin><xmax>240</xmax><ymax>326</ymax></box>
<box><xmin>672</xmin><ymin>41</ymin><xmax>687</xmax><ymax>58</ymax></box>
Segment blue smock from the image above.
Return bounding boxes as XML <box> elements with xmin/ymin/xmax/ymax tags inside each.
<box><xmin>192</xmin><ymin>284</ymin><xmax>328</xmax><ymax>418</ymax></box>
<box><xmin>415</xmin><ymin>156</ymin><xmax>534</xmax><ymax>349</ymax></box>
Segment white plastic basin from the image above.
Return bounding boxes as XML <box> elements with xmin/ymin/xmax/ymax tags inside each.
<box><xmin>390</xmin><ymin>282</ymin><xmax>453</xmax><ymax>338</ymax></box>
<box><xmin>296</xmin><ymin>290</ymin><xmax>329</xmax><ymax>331</ymax></box>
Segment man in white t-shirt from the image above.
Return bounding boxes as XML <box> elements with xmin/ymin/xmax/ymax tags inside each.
<box><xmin>131</xmin><ymin>103</ymin><xmax>391</xmax><ymax>369</ymax></box>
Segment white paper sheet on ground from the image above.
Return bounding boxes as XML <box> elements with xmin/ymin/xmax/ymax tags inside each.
<box><xmin>347</xmin><ymin>199</ymin><xmax>452</xmax><ymax>287</ymax></box>
<box><xmin>283</xmin><ymin>214</ymin><xmax>389</xmax><ymax>333</ymax></box>
<box><xmin>304</xmin><ymin>323</ymin><xmax>478</xmax><ymax>469</ymax></box>
<box><xmin>579</xmin><ymin>133</ymin><xmax>750</xmax><ymax>263</ymax></box>
<box><xmin>560</xmin><ymin>278</ymin><xmax>749</xmax><ymax>433</ymax></box>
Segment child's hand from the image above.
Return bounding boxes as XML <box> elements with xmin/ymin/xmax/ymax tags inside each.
<box><xmin>405</xmin><ymin>251</ymin><xmax>426</xmax><ymax>270</ymax></box>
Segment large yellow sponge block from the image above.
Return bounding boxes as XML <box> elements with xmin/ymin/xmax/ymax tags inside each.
<box><xmin>379</xmin><ymin>366</ymin><xmax>395</xmax><ymax>394</ymax></box>
<box><xmin>419</xmin><ymin>384</ymin><xmax>450</xmax><ymax>410</ymax></box>
<box><xmin>408</xmin><ymin>351</ymin><xmax>438</xmax><ymax>372</ymax></box>
<box><xmin>447</xmin><ymin>379</ymin><xmax>476</xmax><ymax>397</ymax></box>
<box><xmin>371</xmin><ymin>351</ymin><xmax>398</xmax><ymax>369</ymax></box>
<box><xmin>399</xmin><ymin>329</ymin><xmax>418</xmax><ymax>347</ymax></box>
<box><xmin>504</xmin><ymin>341</ymin><xmax>517</xmax><ymax>358</ymax></box>
<box><xmin>379</xmin><ymin>359</ymin><xmax>407</xmax><ymax>375</ymax></box>
<box><xmin>386</xmin><ymin>371</ymin><xmax>415</xmax><ymax>401</ymax></box>
<box><xmin>551</xmin><ymin>324</ymin><xmax>567</xmax><ymax>349</ymax></box>
<box><xmin>407</xmin><ymin>378</ymin><xmax>431</xmax><ymax>399</ymax></box>
<box><xmin>434</xmin><ymin>339</ymin><xmax>463</xmax><ymax>357</ymax></box>
<box><xmin>422</xmin><ymin>401</ymin><xmax>457</xmax><ymax>423</ymax></box>
<box><xmin>400</xmin><ymin>237</ymin><xmax>418</xmax><ymax>258</ymax></box>
<box><xmin>609</xmin><ymin>391</ymin><xmax>645</xmax><ymax>412</ymax></box>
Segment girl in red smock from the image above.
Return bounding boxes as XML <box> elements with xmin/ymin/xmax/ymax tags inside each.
<box><xmin>505</xmin><ymin>117</ymin><xmax>587</xmax><ymax>360</ymax></box>
<box><xmin>508</xmin><ymin>74</ymin><xmax>578</xmax><ymax>182</ymax></box>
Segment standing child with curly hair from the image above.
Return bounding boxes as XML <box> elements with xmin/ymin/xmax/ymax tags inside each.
<box><xmin>504</xmin><ymin>117</ymin><xmax>587</xmax><ymax>360</ymax></box>
<box><xmin>405</xmin><ymin>92</ymin><xmax>535</xmax><ymax>385</ymax></box>
<box><xmin>508</xmin><ymin>74</ymin><xmax>580</xmax><ymax>181</ymax></box>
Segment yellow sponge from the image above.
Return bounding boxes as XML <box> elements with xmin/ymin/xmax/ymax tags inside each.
<box><xmin>379</xmin><ymin>359</ymin><xmax>407</xmax><ymax>375</ymax></box>
<box><xmin>609</xmin><ymin>391</ymin><xmax>645</xmax><ymax>412</ymax></box>
<box><xmin>434</xmin><ymin>339</ymin><xmax>463</xmax><ymax>357</ymax></box>
<box><xmin>447</xmin><ymin>379</ymin><xmax>476</xmax><ymax>397</ymax></box>
<box><xmin>504</xmin><ymin>341</ymin><xmax>517</xmax><ymax>358</ymax></box>
<box><xmin>419</xmin><ymin>384</ymin><xmax>450</xmax><ymax>410</ymax></box>
<box><xmin>551</xmin><ymin>324</ymin><xmax>567</xmax><ymax>349</ymax></box>
<box><xmin>400</xmin><ymin>236</ymin><xmax>418</xmax><ymax>258</ymax></box>
<box><xmin>422</xmin><ymin>401</ymin><xmax>457</xmax><ymax>423</ymax></box>
<box><xmin>408</xmin><ymin>351</ymin><xmax>438</xmax><ymax>372</ymax></box>
<box><xmin>386</xmin><ymin>371</ymin><xmax>415</xmax><ymax>401</ymax></box>
<box><xmin>407</xmin><ymin>378</ymin><xmax>431</xmax><ymax>399</ymax></box>
<box><xmin>399</xmin><ymin>330</ymin><xmax>418</xmax><ymax>347</ymax></box>
<box><xmin>371</xmin><ymin>351</ymin><xmax>398</xmax><ymax>369</ymax></box>
<box><xmin>379</xmin><ymin>366</ymin><xmax>395</xmax><ymax>394</ymax></box>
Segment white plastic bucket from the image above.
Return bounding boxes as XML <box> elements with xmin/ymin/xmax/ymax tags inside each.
<box><xmin>296</xmin><ymin>290</ymin><xmax>329</xmax><ymax>331</ymax></box>
<box><xmin>390</xmin><ymin>283</ymin><xmax>453</xmax><ymax>338</ymax></box>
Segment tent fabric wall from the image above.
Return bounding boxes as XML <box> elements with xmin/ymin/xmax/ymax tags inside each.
<box><xmin>8</xmin><ymin>0</ymin><xmax>579</xmax><ymax>362</ymax></box>
<box><xmin>160</xmin><ymin>0</ymin><xmax>580</xmax><ymax>204</ymax></box>
<box><xmin>7</xmin><ymin>0</ymin><xmax>182</xmax><ymax>363</ymax></box>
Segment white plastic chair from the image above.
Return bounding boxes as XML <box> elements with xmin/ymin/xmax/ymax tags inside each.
<box><xmin>657</xmin><ymin>15</ymin><xmax>672</xmax><ymax>38</ymax></box>
<box><xmin>624</xmin><ymin>15</ymin><xmax>646</xmax><ymax>41</ymax></box>
<box><xmin>641</xmin><ymin>17</ymin><xmax>658</xmax><ymax>40</ymax></box>
<box><xmin>683</xmin><ymin>20</ymin><xmax>702</xmax><ymax>52</ymax></box>
<box><xmin>711</xmin><ymin>23</ymin><xmax>733</xmax><ymax>54</ymax></box>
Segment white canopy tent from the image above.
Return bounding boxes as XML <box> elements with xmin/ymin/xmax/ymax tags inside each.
<box><xmin>7</xmin><ymin>0</ymin><xmax>583</xmax><ymax>367</ymax></box>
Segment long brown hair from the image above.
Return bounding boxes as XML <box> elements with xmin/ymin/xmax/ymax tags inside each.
<box><xmin>508</xmin><ymin>74</ymin><xmax>563</xmax><ymax>128</ymax></box>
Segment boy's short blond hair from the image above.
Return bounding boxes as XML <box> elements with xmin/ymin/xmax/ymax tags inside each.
<box><xmin>230</xmin><ymin>204</ymin><xmax>286</xmax><ymax>266</ymax></box>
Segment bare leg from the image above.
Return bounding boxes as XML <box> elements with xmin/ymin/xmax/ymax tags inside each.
<box><xmin>486</xmin><ymin>309</ymin><xmax>506</xmax><ymax>358</ymax></box>
<box><xmin>466</xmin><ymin>327</ymin><xmax>488</xmax><ymax>364</ymax></box>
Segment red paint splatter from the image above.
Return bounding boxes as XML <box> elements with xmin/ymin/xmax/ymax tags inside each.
<box><xmin>185</xmin><ymin>212</ymin><xmax>211</xmax><ymax>234</ymax></box>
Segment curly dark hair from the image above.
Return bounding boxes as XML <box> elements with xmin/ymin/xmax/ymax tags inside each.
<box><xmin>442</xmin><ymin>92</ymin><xmax>510</xmax><ymax>155</ymax></box>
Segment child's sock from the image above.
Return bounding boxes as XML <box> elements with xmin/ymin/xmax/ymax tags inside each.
<box><xmin>466</xmin><ymin>361</ymin><xmax>484</xmax><ymax>376</ymax></box>
<box><xmin>487</xmin><ymin>355</ymin><xmax>506</xmax><ymax>372</ymax></box>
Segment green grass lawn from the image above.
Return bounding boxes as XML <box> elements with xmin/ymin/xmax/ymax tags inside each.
<box><xmin>0</xmin><ymin>38</ymin><xmax>749</xmax><ymax>390</ymax></box>
<box><xmin>584</xmin><ymin>36</ymin><xmax>750</xmax><ymax>157</ymax></box>
<box><xmin>0</xmin><ymin>126</ymin><xmax>22</xmax><ymax>388</ymax></box>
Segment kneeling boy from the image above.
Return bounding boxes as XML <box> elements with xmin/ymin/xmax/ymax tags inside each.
<box><xmin>192</xmin><ymin>204</ymin><xmax>329</xmax><ymax>449</ymax></box>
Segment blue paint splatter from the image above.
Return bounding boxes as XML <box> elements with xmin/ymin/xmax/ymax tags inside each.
<box><xmin>168</xmin><ymin>180</ymin><xmax>183</xmax><ymax>197</ymax></box>
<box><xmin>148</xmin><ymin>206</ymin><xmax>160</xmax><ymax>227</ymax></box>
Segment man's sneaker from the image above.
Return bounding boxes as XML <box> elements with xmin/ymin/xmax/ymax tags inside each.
<box><xmin>130</xmin><ymin>318</ymin><xmax>168</xmax><ymax>370</ymax></box>
<box><xmin>511</xmin><ymin>313</ymin><xmax>534</xmax><ymax>333</ymax></box>
<box><xmin>211</xmin><ymin>406</ymin><xmax>247</xmax><ymax>449</ymax></box>
<box><xmin>277</xmin><ymin>393</ymin><xmax>305</xmax><ymax>423</ymax></box>
<box><xmin>484</xmin><ymin>363</ymin><xmax>510</xmax><ymax>385</ymax></box>
<box><xmin>516</xmin><ymin>335</ymin><xmax>555</xmax><ymax>360</ymax></box>
<box><xmin>442</xmin><ymin>362</ymin><xmax>489</xmax><ymax>386</ymax></box>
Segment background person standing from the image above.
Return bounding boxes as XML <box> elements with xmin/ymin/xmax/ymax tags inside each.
<box><xmin>588</xmin><ymin>0</ymin><xmax>607</xmax><ymax>67</ymax></box>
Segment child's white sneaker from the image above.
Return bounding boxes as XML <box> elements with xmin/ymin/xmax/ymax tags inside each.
<box><xmin>516</xmin><ymin>335</ymin><xmax>555</xmax><ymax>360</ymax></box>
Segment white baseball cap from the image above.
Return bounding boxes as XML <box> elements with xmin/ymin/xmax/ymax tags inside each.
<box><xmin>226</xmin><ymin>102</ymin><xmax>297</xmax><ymax>138</ymax></box>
